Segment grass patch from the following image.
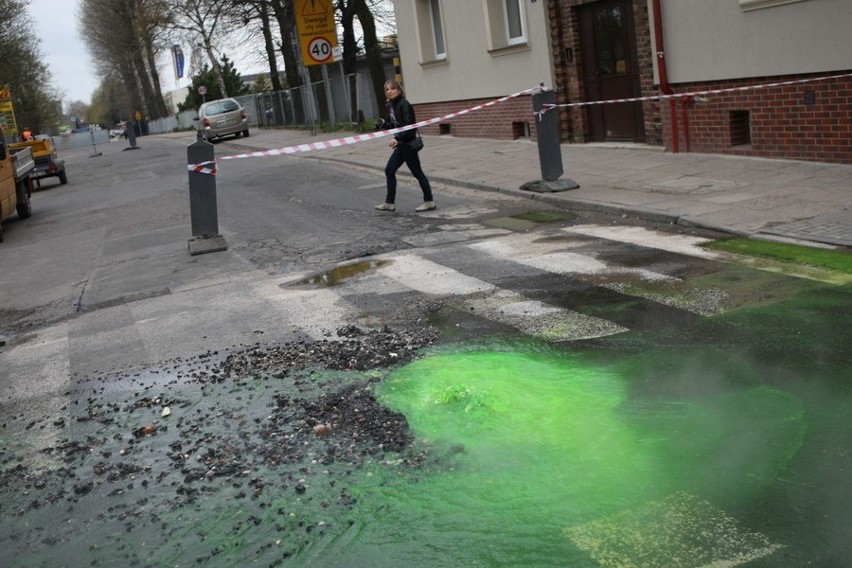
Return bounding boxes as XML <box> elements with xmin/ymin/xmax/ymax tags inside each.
<box><xmin>704</xmin><ymin>238</ymin><xmax>852</xmax><ymax>274</ymax></box>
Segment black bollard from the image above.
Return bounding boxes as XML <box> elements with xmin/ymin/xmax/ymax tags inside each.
<box><xmin>187</xmin><ymin>138</ymin><xmax>227</xmax><ymax>255</ymax></box>
<box><xmin>535</xmin><ymin>89</ymin><xmax>563</xmax><ymax>181</ymax></box>
<box><xmin>520</xmin><ymin>88</ymin><xmax>579</xmax><ymax>192</ymax></box>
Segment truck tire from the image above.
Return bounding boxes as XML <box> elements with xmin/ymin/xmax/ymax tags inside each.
<box><xmin>16</xmin><ymin>179</ymin><xmax>32</xmax><ymax>219</ymax></box>
<box><xmin>59</xmin><ymin>169</ymin><xmax>68</xmax><ymax>184</ymax></box>
<box><xmin>0</xmin><ymin>221</ymin><xmax>4</xmax><ymax>243</ymax></box>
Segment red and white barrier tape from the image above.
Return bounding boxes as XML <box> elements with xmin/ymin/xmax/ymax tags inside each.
<box><xmin>537</xmin><ymin>72</ymin><xmax>852</xmax><ymax>116</ymax></box>
<box><xmin>187</xmin><ymin>161</ymin><xmax>217</xmax><ymax>175</ymax></box>
<box><xmin>188</xmin><ymin>86</ymin><xmax>540</xmax><ymax>173</ymax></box>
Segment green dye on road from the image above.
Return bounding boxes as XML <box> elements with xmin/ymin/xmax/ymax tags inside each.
<box><xmin>705</xmin><ymin>238</ymin><xmax>852</xmax><ymax>281</ymax></box>
<box><xmin>308</xmin><ymin>344</ymin><xmax>807</xmax><ymax>567</ymax></box>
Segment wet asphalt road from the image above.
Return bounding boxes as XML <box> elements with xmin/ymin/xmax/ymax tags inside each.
<box><xmin>1</xmin><ymin>133</ymin><xmax>850</xmax><ymax>567</ymax></box>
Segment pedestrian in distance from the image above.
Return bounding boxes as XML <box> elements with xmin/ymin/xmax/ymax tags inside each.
<box><xmin>21</xmin><ymin>127</ymin><xmax>33</xmax><ymax>141</ymax></box>
<box><xmin>374</xmin><ymin>80</ymin><xmax>435</xmax><ymax>213</ymax></box>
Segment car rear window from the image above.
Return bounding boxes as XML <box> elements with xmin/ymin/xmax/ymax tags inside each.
<box><xmin>206</xmin><ymin>101</ymin><xmax>239</xmax><ymax>115</ymax></box>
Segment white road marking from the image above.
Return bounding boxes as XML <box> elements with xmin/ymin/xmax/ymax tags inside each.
<box><xmin>564</xmin><ymin>224</ymin><xmax>721</xmax><ymax>259</ymax></box>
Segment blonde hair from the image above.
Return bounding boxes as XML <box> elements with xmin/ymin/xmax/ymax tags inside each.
<box><xmin>384</xmin><ymin>79</ymin><xmax>405</xmax><ymax>98</ymax></box>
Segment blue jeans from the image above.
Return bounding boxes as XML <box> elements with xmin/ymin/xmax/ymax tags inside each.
<box><xmin>384</xmin><ymin>145</ymin><xmax>433</xmax><ymax>204</ymax></box>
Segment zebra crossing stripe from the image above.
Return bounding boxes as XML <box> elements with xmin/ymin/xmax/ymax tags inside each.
<box><xmin>562</xmin><ymin>225</ymin><xmax>720</xmax><ymax>259</ymax></box>
<box><xmin>564</xmin><ymin>492</ymin><xmax>781</xmax><ymax>568</ymax></box>
<box><xmin>466</xmin><ymin>229</ymin><xmax>729</xmax><ymax>316</ymax></box>
<box><xmin>375</xmin><ymin>252</ymin><xmax>626</xmax><ymax>341</ymax></box>
<box><xmin>468</xmin><ymin>232</ymin><xmax>676</xmax><ymax>281</ymax></box>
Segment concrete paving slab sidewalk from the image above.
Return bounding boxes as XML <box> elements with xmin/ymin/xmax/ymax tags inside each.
<box><xmin>172</xmin><ymin>128</ymin><xmax>852</xmax><ymax>248</ymax></box>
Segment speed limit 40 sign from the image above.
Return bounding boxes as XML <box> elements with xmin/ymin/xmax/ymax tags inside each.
<box><xmin>307</xmin><ymin>37</ymin><xmax>333</xmax><ymax>64</ymax></box>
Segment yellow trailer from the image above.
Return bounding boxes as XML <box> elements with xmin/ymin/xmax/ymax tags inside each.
<box><xmin>9</xmin><ymin>135</ymin><xmax>67</xmax><ymax>185</ymax></box>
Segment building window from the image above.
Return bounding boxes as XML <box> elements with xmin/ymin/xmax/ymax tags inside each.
<box><xmin>416</xmin><ymin>0</ymin><xmax>447</xmax><ymax>62</ymax></box>
<box><xmin>430</xmin><ymin>0</ymin><xmax>446</xmax><ymax>58</ymax></box>
<box><xmin>485</xmin><ymin>0</ymin><xmax>528</xmax><ymax>51</ymax></box>
<box><xmin>505</xmin><ymin>0</ymin><xmax>526</xmax><ymax>45</ymax></box>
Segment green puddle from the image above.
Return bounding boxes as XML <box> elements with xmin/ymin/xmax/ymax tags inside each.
<box><xmin>280</xmin><ymin>344</ymin><xmax>807</xmax><ymax>566</ymax></box>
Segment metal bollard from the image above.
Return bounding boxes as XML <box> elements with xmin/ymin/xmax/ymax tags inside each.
<box><xmin>124</xmin><ymin>121</ymin><xmax>140</xmax><ymax>151</ymax></box>
<box><xmin>187</xmin><ymin>138</ymin><xmax>227</xmax><ymax>255</ymax></box>
<box><xmin>520</xmin><ymin>88</ymin><xmax>579</xmax><ymax>192</ymax></box>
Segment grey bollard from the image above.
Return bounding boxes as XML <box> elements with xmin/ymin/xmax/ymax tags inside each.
<box><xmin>520</xmin><ymin>89</ymin><xmax>579</xmax><ymax>193</ymax></box>
<box><xmin>186</xmin><ymin>138</ymin><xmax>227</xmax><ymax>255</ymax></box>
<box><xmin>534</xmin><ymin>89</ymin><xmax>563</xmax><ymax>181</ymax></box>
<box><xmin>123</xmin><ymin>121</ymin><xmax>140</xmax><ymax>150</ymax></box>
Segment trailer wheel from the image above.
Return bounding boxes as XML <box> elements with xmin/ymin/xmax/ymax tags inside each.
<box><xmin>0</xmin><ymin>221</ymin><xmax>4</xmax><ymax>243</ymax></box>
<box><xmin>16</xmin><ymin>179</ymin><xmax>32</xmax><ymax>219</ymax></box>
<box><xmin>59</xmin><ymin>169</ymin><xmax>68</xmax><ymax>184</ymax></box>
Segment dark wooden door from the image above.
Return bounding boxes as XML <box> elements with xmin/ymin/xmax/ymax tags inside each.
<box><xmin>579</xmin><ymin>0</ymin><xmax>645</xmax><ymax>142</ymax></box>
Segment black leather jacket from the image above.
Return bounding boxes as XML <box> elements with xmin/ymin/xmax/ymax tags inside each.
<box><xmin>387</xmin><ymin>96</ymin><xmax>417</xmax><ymax>144</ymax></box>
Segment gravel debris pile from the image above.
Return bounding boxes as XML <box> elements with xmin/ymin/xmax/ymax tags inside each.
<box><xmin>0</xmin><ymin>325</ymin><xmax>440</xmax><ymax>567</ymax></box>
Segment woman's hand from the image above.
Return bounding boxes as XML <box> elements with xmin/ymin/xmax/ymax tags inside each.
<box><xmin>389</xmin><ymin>138</ymin><xmax>398</xmax><ymax>148</ymax></box>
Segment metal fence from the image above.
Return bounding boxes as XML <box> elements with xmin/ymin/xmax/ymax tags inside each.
<box><xmin>148</xmin><ymin>68</ymin><xmax>387</xmax><ymax>136</ymax></box>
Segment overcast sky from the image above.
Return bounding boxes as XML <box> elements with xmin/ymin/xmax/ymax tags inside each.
<box><xmin>28</xmin><ymin>0</ymin><xmax>98</xmax><ymax>104</ymax></box>
<box><xmin>26</xmin><ymin>0</ymin><xmax>192</xmax><ymax>106</ymax></box>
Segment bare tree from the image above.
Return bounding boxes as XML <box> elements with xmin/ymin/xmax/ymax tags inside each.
<box><xmin>79</xmin><ymin>0</ymin><xmax>171</xmax><ymax>120</ymax></box>
<box><xmin>233</xmin><ymin>0</ymin><xmax>284</xmax><ymax>91</ymax></box>
<box><xmin>167</xmin><ymin>0</ymin><xmax>239</xmax><ymax>98</ymax></box>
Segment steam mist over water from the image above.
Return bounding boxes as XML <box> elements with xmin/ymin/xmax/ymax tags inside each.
<box><xmin>343</xmin><ymin>343</ymin><xmax>810</xmax><ymax>567</ymax></box>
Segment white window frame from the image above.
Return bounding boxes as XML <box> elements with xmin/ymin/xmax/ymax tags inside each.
<box><xmin>430</xmin><ymin>0</ymin><xmax>447</xmax><ymax>60</ymax></box>
<box><xmin>504</xmin><ymin>0</ymin><xmax>527</xmax><ymax>46</ymax></box>
<box><xmin>484</xmin><ymin>0</ymin><xmax>529</xmax><ymax>52</ymax></box>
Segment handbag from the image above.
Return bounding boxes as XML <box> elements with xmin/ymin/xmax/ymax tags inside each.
<box><xmin>407</xmin><ymin>131</ymin><xmax>424</xmax><ymax>152</ymax></box>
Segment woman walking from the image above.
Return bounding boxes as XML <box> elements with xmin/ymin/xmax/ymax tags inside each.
<box><xmin>375</xmin><ymin>80</ymin><xmax>435</xmax><ymax>213</ymax></box>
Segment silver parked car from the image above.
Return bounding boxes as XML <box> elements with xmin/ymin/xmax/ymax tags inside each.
<box><xmin>195</xmin><ymin>98</ymin><xmax>249</xmax><ymax>141</ymax></box>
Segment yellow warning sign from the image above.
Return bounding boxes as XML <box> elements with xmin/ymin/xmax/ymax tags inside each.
<box><xmin>0</xmin><ymin>100</ymin><xmax>19</xmax><ymax>137</ymax></box>
<box><xmin>294</xmin><ymin>0</ymin><xmax>338</xmax><ymax>66</ymax></box>
<box><xmin>0</xmin><ymin>84</ymin><xmax>10</xmax><ymax>101</ymax></box>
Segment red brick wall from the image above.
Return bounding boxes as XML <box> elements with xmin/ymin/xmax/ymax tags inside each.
<box><xmin>412</xmin><ymin>96</ymin><xmax>537</xmax><ymax>140</ymax></box>
<box><xmin>666</xmin><ymin>73</ymin><xmax>852</xmax><ymax>164</ymax></box>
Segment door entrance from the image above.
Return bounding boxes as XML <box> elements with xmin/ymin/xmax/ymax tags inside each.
<box><xmin>579</xmin><ymin>0</ymin><xmax>645</xmax><ymax>142</ymax></box>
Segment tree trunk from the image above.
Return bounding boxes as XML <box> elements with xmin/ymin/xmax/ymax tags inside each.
<box><xmin>352</xmin><ymin>0</ymin><xmax>387</xmax><ymax>121</ymax></box>
<box><xmin>270</xmin><ymin>0</ymin><xmax>305</xmax><ymax>123</ymax></box>
<box><xmin>270</xmin><ymin>0</ymin><xmax>301</xmax><ymax>89</ymax></box>
<box><xmin>259</xmin><ymin>2</ymin><xmax>283</xmax><ymax>91</ymax></box>
<box><xmin>338</xmin><ymin>0</ymin><xmax>359</xmax><ymax>123</ymax></box>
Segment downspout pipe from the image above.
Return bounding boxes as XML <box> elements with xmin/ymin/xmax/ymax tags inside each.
<box><xmin>651</xmin><ymin>0</ymin><xmax>680</xmax><ymax>152</ymax></box>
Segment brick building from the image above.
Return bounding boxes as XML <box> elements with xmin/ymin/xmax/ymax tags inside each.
<box><xmin>392</xmin><ymin>0</ymin><xmax>851</xmax><ymax>164</ymax></box>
